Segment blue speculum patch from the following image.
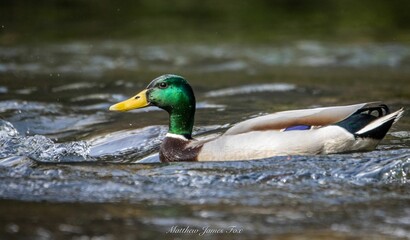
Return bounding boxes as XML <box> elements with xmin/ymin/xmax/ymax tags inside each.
<box><xmin>284</xmin><ymin>125</ymin><xmax>311</xmax><ymax>131</ymax></box>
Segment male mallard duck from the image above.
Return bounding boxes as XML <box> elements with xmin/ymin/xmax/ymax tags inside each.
<box><xmin>109</xmin><ymin>74</ymin><xmax>404</xmax><ymax>162</ymax></box>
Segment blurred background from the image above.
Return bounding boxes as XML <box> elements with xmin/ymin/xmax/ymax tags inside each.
<box><xmin>1</xmin><ymin>1</ymin><xmax>410</xmax><ymax>240</ymax></box>
<box><xmin>1</xmin><ymin>0</ymin><xmax>410</xmax><ymax>44</ymax></box>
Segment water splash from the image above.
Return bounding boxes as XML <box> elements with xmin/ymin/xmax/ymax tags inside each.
<box><xmin>354</xmin><ymin>153</ymin><xmax>410</xmax><ymax>183</ymax></box>
<box><xmin>0</xmin><ymin>120</ymin><xmax>91</xmax><ymax>162</ymax></box>
<box><xmin>0</xmin><ymin>119</ymin><xmax>19</xmax><ymax>138</ymax></box>
<box><xmin>0</xmin><ymin>100</ymin><xmax>108</xmax><ymax>139</ymax></box>
<box><xmin>1</xmin><ymin>120</ymin><xmax>166</xmax><ymax>164</ymax></box>
<box><xmin>88</xmin><ymin>126</ymin><xmax>167</xmax><ymax>162</ymax></box>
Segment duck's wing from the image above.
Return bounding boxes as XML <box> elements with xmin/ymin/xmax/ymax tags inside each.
<box><xmin>224</xmin><ymin>103</ymin><xmax>376</xmax><ymax>135</ymax></box>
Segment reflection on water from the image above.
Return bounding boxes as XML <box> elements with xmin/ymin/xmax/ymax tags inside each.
<box><xmin>0</xmin><ymin>40</ymin><xmax>410</xmax><ymax>239</ymax></box>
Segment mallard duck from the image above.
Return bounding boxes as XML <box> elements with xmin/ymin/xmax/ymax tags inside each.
<box><xmin>109</xmin><ymin>74</ymin><xmax>404</xmax><ymax>162</ymax></box>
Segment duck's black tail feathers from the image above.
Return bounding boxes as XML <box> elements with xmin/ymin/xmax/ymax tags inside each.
<box><xmin>335</xmin><ymin>104</ymin><xmax>404</xmax><ymax>140</ymax></box>
<box><xmin>355</xmin><ymin>108</ymin><xmax>404</xmax><ymax>139</ymax></box>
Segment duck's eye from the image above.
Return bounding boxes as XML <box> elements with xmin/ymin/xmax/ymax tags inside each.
<box><xmin>159</xmin><ymin>82</ymin><xmax>168</xmax><ymax>89</ymax></box>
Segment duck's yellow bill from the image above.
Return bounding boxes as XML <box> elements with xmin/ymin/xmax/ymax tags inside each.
<box><xmin>109</xmin><ymin>89</ymin><xmax>149</xmax><ymax>112</ymax></box>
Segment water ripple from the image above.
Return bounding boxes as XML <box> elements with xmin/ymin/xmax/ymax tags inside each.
<box><xmin>1</xmin><ymin>41</ymin><xmax>410</xmax><ymax>77</ymax></box>
<box><xmin>205</xmin><ymin>83</ymin><xmax>296</xmax><ymax>97</ymax></box>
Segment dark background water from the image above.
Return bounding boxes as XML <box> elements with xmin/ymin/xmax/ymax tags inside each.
<box><xmin>1</xmin><ymin>0</ymin><xmax>410</xmax><ymax>44</ymax></box>
<box><xmin>0</xmin><ymin>1</ymin><xmax>410</xmax><ymax>240</ymax></box>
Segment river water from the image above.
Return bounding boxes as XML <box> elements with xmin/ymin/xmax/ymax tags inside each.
<box><xmin>0</xmin><ymin>41</ymin><xmax>410</xmax><ymax>239</ymax></box>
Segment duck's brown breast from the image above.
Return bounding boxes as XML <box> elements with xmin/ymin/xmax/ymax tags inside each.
<box><xmin>159</xmin><ymin>137</ymin><xmax>202</xmax><ymax>162</ymax></box>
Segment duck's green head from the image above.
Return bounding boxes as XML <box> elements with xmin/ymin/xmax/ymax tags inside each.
<box><xmin>109</xmin><ymin>74</ymin><xmax>196</xmax><ymax>137</ymax></box>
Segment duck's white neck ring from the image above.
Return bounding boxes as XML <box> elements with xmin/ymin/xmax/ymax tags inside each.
<box><xmin>165</xmin><ymin>133</ymin><xmax>189</xmax><ymax>141</ymax></box>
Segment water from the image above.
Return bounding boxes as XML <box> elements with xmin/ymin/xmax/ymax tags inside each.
<box><xmin>1</xmin><ymin>41</ymin><xmax>410</xmax><ymax>240</ymax></box>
